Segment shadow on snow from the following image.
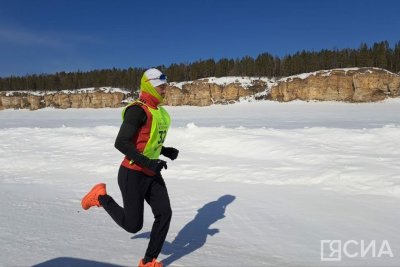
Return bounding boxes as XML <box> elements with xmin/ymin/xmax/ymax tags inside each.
<box><xmin>32</xmin><ymin>257</ymin><xmax>125</xmax><ymax>267</ymax></box>
<box><xmin>33</xmin><ymin>195</ymin><xmax>236</xmax><ymax>267</ymax></box>
<box><xmin>132</xmin><ymin>194</ymin><xmax>236</xmax><ymax>266</ymax></box>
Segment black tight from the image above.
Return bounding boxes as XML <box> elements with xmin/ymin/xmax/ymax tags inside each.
<box><xmin>99</xmin><ymin>166</ymin><xmax>172</xmax><ymax>259</ymax></box>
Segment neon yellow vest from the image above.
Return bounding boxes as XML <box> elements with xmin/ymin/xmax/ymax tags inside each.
<box><xmin>122</xmin><ymin>101</ymin><xmax>171</xmax><ymax>160</ymax></box>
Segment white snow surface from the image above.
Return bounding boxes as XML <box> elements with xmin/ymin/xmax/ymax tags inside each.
<box><xmin>1</xmin><ymin>100</ymin><xmax>400</xmax><ymax>266</ymax></box>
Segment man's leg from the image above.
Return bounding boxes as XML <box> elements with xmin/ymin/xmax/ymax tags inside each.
<box><xmin>143</xmin><ymin>175</ymin><xmax>172</xmax><ymax>261</ymax></box>
<box><xmin>99</xmin><ymin>166</ymin><xmax>149</xmax><ymax>233</ymax></box>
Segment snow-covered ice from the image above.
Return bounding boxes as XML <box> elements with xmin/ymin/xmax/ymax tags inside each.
<box><xmin>1</xmin><ymin>99</ymin><xmax>399</xmax><ymax>266</ymax></box>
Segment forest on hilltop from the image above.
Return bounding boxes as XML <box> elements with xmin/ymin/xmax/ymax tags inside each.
<box><xmin>1</xmin><ymin>41</ymin><xmax>399</xmax><ymax>93</ymax></box>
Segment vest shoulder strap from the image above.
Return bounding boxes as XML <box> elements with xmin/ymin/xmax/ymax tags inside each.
<box><xmin>122</xmin><ymin>100</ymin><xmax>147</xmax><ymax>121</ymax></box>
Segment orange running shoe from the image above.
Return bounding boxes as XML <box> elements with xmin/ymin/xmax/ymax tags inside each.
<box><xmin>81</xmin><ymin>183</ymin><xmax>107</xmax><ymax>210</ymax></box>
<box><xmin>138</xmin><ymin>258</ymin><xmax>163</xmax><ymax>267</ymax></box>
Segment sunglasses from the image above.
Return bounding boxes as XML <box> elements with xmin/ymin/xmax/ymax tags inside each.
<box><xmin>146</xmin><ymin>74</ymin><xmax>167</xmax><ymax>82</ymax></box>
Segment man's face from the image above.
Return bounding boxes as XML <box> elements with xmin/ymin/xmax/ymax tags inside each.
<box><xmin>155</xmin><ymin>84</ymin><xmax>167</xmax><ymax>98</ymax></box>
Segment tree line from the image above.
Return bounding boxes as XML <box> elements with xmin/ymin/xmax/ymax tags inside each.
<box><xmin>1</xmin><ymin>40</ymin><xmax>399</xmax><ymax>93</ymax></box>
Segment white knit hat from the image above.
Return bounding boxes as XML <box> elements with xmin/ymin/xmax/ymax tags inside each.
<box><xmin>143</xmin><ymin>68</ymin><xmax>167</xmax><ymax>87</ymax></box>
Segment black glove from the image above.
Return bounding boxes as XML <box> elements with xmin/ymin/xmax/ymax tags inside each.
<box><xmin>145</xmin><ymin>159</ymin><xmax>168</xmax><ymax>174</ymax></box>
<box><xmin>161</xmin><ymin>147</ymin><xmax>179</xmax><ymax>160</ymax></box>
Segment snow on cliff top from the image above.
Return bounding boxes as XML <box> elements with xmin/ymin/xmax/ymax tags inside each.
<box><xmin>3</xmin><ymin>87</ymin><xmax>129</xmax><ymax>97</ymax></box>
<box><xmin>2</xmin><ymin>68</ymin><xmax>397</xmax><ymax>96</ymax></box>
<box><xmin>278</xmin><ymin>67</ymin><xmax>396</xmax><ymax>83</ymax></box>
<box><xmin>169</xmin><ymin>67</ymin><xmax>397</xmax><ymax>89</ymax></box>
<box><xmin>170</xmin><ymin>76</ymin><xmax>276</xmax><ymax>89</ymax></box>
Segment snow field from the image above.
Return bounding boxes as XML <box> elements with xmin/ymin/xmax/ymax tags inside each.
<box><xmin>1</xmin><ymin>100</ymin><xmax>399</xmax><ymax>266</ymax></box>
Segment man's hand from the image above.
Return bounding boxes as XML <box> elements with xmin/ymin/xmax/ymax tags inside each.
<box><xmin>146</xmin><ymin>159</ymin><xmax>168</xmax><ymax>174</ymax></box>
<box><xmin>161</xmin><ymin>147</ymin><xmax>179</xmax><ymax>160</ymax></box>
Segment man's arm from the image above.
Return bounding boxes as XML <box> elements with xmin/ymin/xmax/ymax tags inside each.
<box><xmin>114</xmin><ymin>105</ymin><xmax>168</xmax><ymax>174</ymax></box>
<box><xmin>114</xmin><ymin>105</ymin><xmax>149</xmax><ymax>166</ymax></box>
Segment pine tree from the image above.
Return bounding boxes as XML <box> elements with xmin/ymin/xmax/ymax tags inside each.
<box><xmin>1</xmin><ymin>40</ymin><xmax>400</xmax><ymax>92</ymax></box>
<box><xmin>395</xmin><ymin>42</ymin><xmax>400</xmax><ymax>73</ymax></box>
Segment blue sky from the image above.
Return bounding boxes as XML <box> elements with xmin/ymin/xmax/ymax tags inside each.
<box><xmin>0</xmin><ymin>0</ymin><xmax>399</xmax><ymax>77</ymax></box>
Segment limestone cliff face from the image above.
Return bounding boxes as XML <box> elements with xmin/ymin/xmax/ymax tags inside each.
<box><xmin>0</xmin><ymin>88</ymin><xmax>127</xmax><ymax>110</ymax></box>
<box><xmin>269</xmin><ymin>68</ymin><xmax>400</xmax><ymax>102</ymax></box>
<box><xmin>163</xmin><ymin>79</ymin><xmax>267</xmax><ymax>106</ymax></box>
<box><xmin>0</xmin><ymin>79</ymin><xmax>268</xmax><ymax>110</ymax></box>
<box><xmin>1</xmin><ymin>69</ymin><xmax>400</xmax><ymax>110</ymax></box>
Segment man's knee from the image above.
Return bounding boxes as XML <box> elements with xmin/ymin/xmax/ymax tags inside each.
<box><xmin>161</xmin><ymin>207</ymin><xmax>172</xmax><ymax>222</ymax></box>
<box><xmin>166</xmin><ymin>207</ymin><xmax>172</xmax><ymax>219</ymax></box>
<box><xmin>124</xmin><ymin>220</ymin><xmax>143</xmax><ymax>234</ymax></box>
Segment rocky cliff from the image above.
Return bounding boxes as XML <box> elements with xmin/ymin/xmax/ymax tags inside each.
<box><xmin>164</xmin><ymin>77</ymin><xmax>270</xmax><ymax>106</ymax></box>
<box><xmin>269</xmin><ymin>68</ymin><xmax>400</xmax><ymax>102</ymax></box>
<box><xmin>1</xmin><ymin>68</ymin><xmax>399</xmax><ymax>110</ymax></box>
<box><xmin>0</xmin><ymin>88</ymin><xmax>128</xmax><ymax>110</ymax></box>
<box><xmin>0</xmin><ymin>78</ymin><xmax>270</xmax><ymax>110</ymax></box>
